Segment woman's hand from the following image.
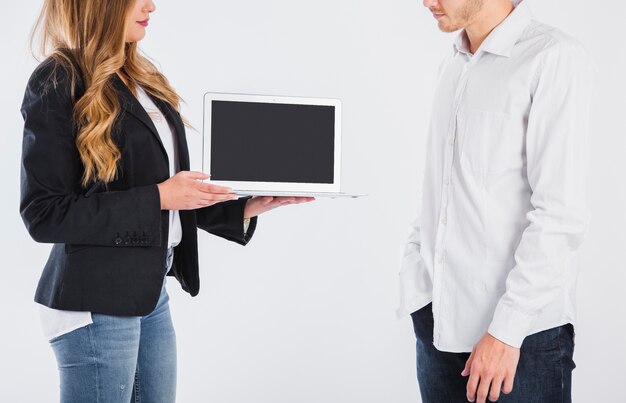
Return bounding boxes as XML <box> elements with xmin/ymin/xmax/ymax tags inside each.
<box><xmin>157</xmin><ymin>171</ymin><xmax>237</xmax><ymax>210</ymax></box>
<box><xmin>244</xmin><ymin>196</ymin><xmax>315</xmax><ymax>219</ymax></box>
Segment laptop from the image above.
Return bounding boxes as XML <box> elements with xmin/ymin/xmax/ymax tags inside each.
<box><xmin>202</xmin><ymin>92</ymin><xmax>362</xmax><ymax>198</ymax></box>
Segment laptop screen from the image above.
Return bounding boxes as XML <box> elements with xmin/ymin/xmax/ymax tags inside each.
<box><xmin>210</xmin><ymin>101</ymin><xmax>336</xmax><ymax>184</ymax></box>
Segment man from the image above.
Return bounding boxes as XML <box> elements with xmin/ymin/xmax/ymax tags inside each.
<box><xmin>397</xmin><ymin>0</ymin><xmax>593</xmax><ymax>402</ymax></box>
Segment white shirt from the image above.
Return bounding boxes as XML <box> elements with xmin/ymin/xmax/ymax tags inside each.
<box><xmin>136</xmin><ymin>86</ymin><xmax>183</xmax><ymax>249</ymax></box>
<box><xmin>397</xmin><ymin>0</ymin><xmax>593</xmax><ymax>352</ymax></box>
<box><xmin>39</xmin><ymin>86</ymin><xmax>182</xmax><ymax>340</ymax></box>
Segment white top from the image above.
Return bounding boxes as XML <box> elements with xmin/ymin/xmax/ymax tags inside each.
<box><xmin>136</xmin><ymin>86</ymin><xmax>183</xmax><ymax>249</ymax></box>
<box><xmin>397</xmin><ymin>0</ymin><xmax>593</xmax><ymax>352</ymax></box>
<box><xmin>38</xmin><ymin>85</ymin><xmax>182</xmax><ymax>341</ymax></box>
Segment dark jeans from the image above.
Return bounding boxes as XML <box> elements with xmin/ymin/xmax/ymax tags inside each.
<box><xmin>411</xmin><ymin>303</ymin><xmax>575</xmax><ymax>403</ymax></box>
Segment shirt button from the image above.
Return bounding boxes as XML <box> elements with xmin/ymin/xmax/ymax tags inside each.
<box><xmin>441</xmin><ymin>217</ymin><xmax>447</xmax><ymax>225</ymax></box>
<box><xmin>448</xmin><ymin>138</ymin><xmax>454</xmax><ymax>146</ymax></box>
<box><xmin>445</xmin><ymin>178</ymin><xmax>450</xmax><ymax>185</ymax></box>
<box><xmin>438</xmin><ymin>256</ymin><xmax>444</xmax><ymax>264</ymax></box>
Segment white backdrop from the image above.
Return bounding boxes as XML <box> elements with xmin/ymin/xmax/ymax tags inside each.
<box><xmin>1</xmin><ymin>1</ymin><xmax>624</xmax><ymax>402</ymax></box>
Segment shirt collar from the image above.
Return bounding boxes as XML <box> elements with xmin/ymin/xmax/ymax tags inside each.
<box><xmin>453</xmin><ymin>0</ymin><xmax>532</xmax><ymax>58</ymax></box>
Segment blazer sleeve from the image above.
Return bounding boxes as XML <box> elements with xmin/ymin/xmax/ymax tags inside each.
<box><xmin>196</xmin><ymin>197</ymin><xmax>257</xmax><ymax>246</ymax></box>
<box><xmin>19</xmin><ymin>60</ymin><xmax>163</xmax><ymax>247</ymax></box>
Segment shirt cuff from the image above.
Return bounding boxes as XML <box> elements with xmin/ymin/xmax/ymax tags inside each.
<box><xmin>243</xmin><ymin>217</ymin><xmax>251</xmax><ymax>234</ymax></box>
<box><xmin>487</xmin><ymin>302</ymin><xmax>537</xmax><ymax>349</ymax></box>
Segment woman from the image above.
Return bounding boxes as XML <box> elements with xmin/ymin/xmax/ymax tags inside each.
<box><xmin>20</xmin><ymin>0</ymin><xmax>313</xmax><ymax>401</ymax></box>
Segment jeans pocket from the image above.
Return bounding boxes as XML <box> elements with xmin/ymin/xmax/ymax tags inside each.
<box><xmin>410</xmin><ymin>303</ymin><xmax>434</xmax><ymax>339</ymax></box>
<box><xmin>566</xmin><ymin>323</ymin><xmax>575</xmax><ymax>347</ymax></box>
<box><xmin>48</xmin><ymin>323</ymin><xmax>90</xmax><ymax>344</ymax></box>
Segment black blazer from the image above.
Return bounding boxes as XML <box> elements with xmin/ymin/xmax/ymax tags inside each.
<box><xmin>20</xmin><ymin>56</ymin><xmax>257</xmax><ymax>316</ymax></box>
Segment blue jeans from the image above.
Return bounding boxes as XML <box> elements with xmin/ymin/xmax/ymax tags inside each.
<box><xmin>411</xmin><ymin>303</ymin><xmax>575</xmax><ymax>403</ymax></box>
<box><xmin>49</xmin><ymin>248</ymin><xmax>177</xmax><ymax>403</ymax></box>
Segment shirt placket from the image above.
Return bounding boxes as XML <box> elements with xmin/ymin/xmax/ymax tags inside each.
<box><xmin>433</xmin><ymin>54</ymin><xmax>474</xmax><ymax>347</ymax></box>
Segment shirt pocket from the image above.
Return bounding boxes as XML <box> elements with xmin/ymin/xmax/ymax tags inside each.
<box><xmin>458</xmin><ymin>108</ymin><xmax>525</xmax><ymax>175</ymax></box>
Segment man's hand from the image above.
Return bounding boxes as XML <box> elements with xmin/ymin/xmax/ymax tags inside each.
<box><xmin>244</xmin><ymin>196</ymin><xmax>314</xmax><ymax>219</ymax></box>
<box><xmin>462</xmin><ymin>333</ymin><xmax>520</xmax><ymax>402</ymax></box>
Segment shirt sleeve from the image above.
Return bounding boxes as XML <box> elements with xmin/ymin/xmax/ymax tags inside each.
<box><xmin>487</xmin><ymin>43</ymin><xmax>594</xmax><ymax>348</ymax></box>
<box><xmin>397</xmin><ymin>212</ymin><xmax>433</xmax><ymax>318</ymax></box>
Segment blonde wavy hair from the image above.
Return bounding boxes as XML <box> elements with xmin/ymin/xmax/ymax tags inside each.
<box><xmin>31</xmin><ymin>0</ymin><xmax>184</xmax><ymax>187</ymax></box>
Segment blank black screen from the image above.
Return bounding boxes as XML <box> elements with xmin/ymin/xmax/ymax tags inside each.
<box><xmin>210</xmin><ymin>101</ymin><xmax>335</xmax><ymax>183</ymax></box>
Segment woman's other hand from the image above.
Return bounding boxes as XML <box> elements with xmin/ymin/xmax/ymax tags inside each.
<box><xmin>243</xmin><ymin>196</ymin><xmax>315</xmax><ymax>219</ymax></box>
<box><xmin>157</xmin><ymin>171</ymin><xmax>236</xmax><ymax>210</ymax></box>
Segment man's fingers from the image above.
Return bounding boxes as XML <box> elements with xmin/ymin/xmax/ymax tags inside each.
<box><xmin>488</xmin><ymin>376</ymin><xmax>504</xmax><ymax>402</ymax></box>
<box><xmin>462</xmin><ymin>352</ymin><xmax>474</xmax><ymax>377</ymax></box>
<box><xmin>466</xmin><ymin>366</ymin><xmax>480</xmax><ymax>402</ymax></box>
<box><xmin>476</xmin><ymin>375</ymin><xmax>492</xmax><ymax>403</ymax></box>
<box><xmin>502</xmin><ymin>372</ymin><xmax>515</xmax><ymax>395</ymax></box>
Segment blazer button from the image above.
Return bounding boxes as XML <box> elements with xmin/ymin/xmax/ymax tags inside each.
<box><xmin>124</xmin><ymin>236</ymin><xmax>131</xmax><ymax>245</ymax></box>
<box><xmin>114</xmin><ymin>237</ymin><xmax>123</xmax><ymax>245</ymax></box>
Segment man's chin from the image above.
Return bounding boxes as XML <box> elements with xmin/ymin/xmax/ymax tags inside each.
<box><xmin>438</xmin><ymin>21</ymin><xmax>461</xmax><ymax>33</ymax></box>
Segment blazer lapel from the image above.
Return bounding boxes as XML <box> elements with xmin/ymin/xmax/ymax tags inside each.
<box><xmin>113</xmin><ymin>74</ymin><xmax>191</xmax><ymax>172</ymax></box>
<box><xmin>112</xmin><ymin>75</ymin><xmax>168</xmax><ymax>162</ymax></box>
<box><xmin>153</xmin><ymin>97</ymin><xmax>191</xmax><ymax>172</ymax></box>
